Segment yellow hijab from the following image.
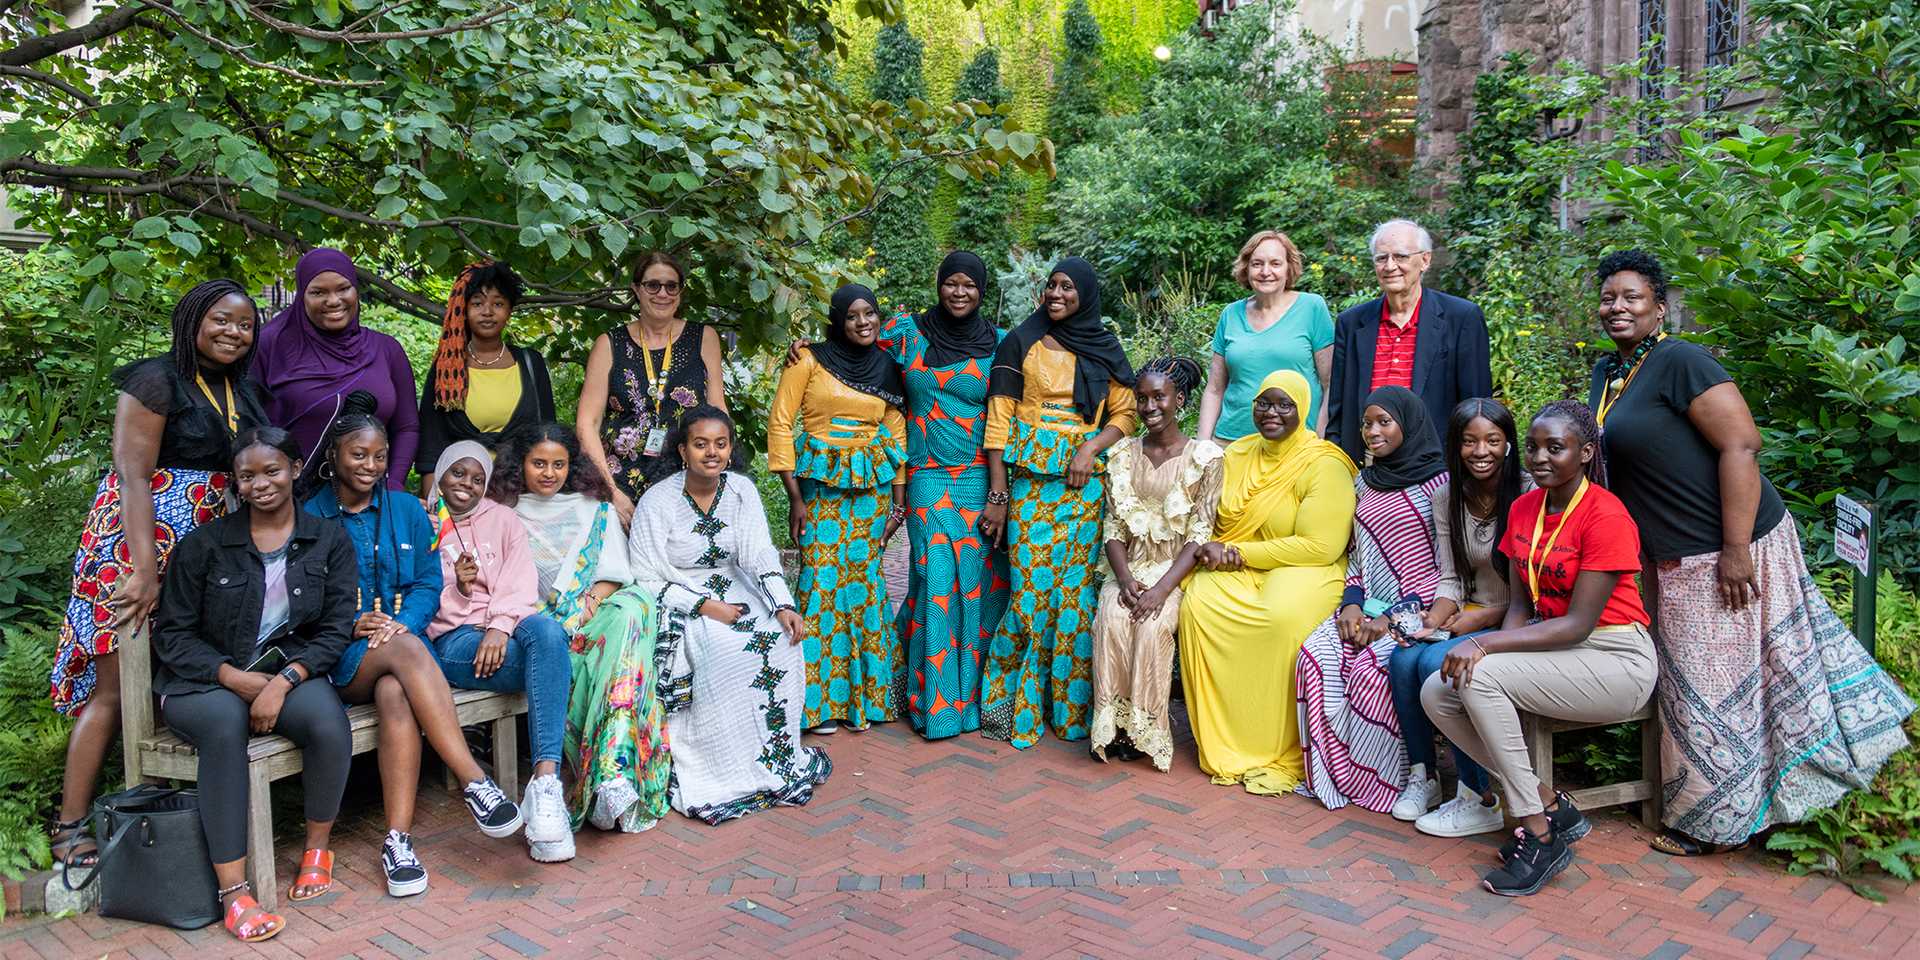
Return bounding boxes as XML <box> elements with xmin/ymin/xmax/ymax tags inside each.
<box><xmin>1214</xmin><ymin>370</ymin><xmax>1355</xmax><ymax>543</ymax></box>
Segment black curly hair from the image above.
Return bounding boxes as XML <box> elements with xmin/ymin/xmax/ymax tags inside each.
<box><xmin>670</xmin><ymin>404</ymin><xmax>735</xmax><ymax>452</ymax></box>
<box><xmin>1137</xmin><ymin>355</ymin><xmax>1203</xmax><ymax>406</ymax></box>
<box><xmin>171</xmin><ymin>279</ymin><xmax>261</xmax><ymax>380</ymax></box>
<box><xmin>1596</xmin><ymin>249</ymin><xmax>1669</xmax><ymax>303</ymax></box>
<box><xmin>488</xmin><ymin>422</ymin><xmax>612</xmax><ymax>504</ymax></box>
<box><xmin>464</xmin><ymin>261</ymin><xmax>525</xmax><ymax>308</ymax></box>
<box><xmin>1532</xmin><ymin>399</ymin><xmax>1605</xmax><ymax>484</ymax></box>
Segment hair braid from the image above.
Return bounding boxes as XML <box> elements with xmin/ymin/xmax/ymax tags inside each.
<box><xmin>170</xmin><ymin>279</ymin><xmax>259</xmax><ymax>381</ymax></box>
<box><xmin>1139</xmin><ymin>355</ymin><xmax>1203</xmax><ymax>404</ymax></box>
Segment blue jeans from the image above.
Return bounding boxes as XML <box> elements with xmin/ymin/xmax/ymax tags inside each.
<box><xmin>1388</xmin><ymin>632</ymin><xmax>1490</xmax><ymax>795</ymax></box>
<box><xmin>430</xmin><ymin>616</ymin><xmax>571</xmax><ymax>766</ymax></box>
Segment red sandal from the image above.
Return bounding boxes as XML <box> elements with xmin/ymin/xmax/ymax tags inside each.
<box><xmin>220</xmin><ymin>881</ymin><xmax>284</xmax><ymax>942</ymax></box>
<box><xmin>288</xmin><ymin>847</ymin><xmax>334</xmax><ymax>902</ymax></box>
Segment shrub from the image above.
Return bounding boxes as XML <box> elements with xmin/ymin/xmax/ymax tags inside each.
<box><xmin>0</xmin><ymin>626</ymin><xmax>77</xmax><ymax>878</ymax></box>
<box><xmin>868</xmin><ymin>21</ymin><xmax>941</xmax><ymax>309</ymax></box>
<box><xmin>1046</xmin><ymin>0</ymin><xmax>1106</xmax><ymax>154</ymax></box>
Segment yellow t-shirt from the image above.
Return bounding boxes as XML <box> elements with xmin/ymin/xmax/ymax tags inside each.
<box><xmin>465</xmin><ymin>365</ymin><xmax>522</xmax><ymax>433</ymax></box>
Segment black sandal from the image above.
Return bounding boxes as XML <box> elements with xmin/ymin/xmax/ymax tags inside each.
<box><xmin>1649</xmin><ymin>828</ymin><xmax>1747</xmax><ymax>857</ymax></box>
<box><xmin>51</xmin><ymin>818</ymin><xmax>99</xmax><ymax>869</ymax></box>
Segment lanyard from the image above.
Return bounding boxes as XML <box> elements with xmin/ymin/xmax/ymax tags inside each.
<box><xmin>1526</xmin><ymin>478</ymin><xmax>1589</xmax><ymax>606</ymax></box>
<box><xmin>196</xmin><ymin>372</ymin><xmax>237</xmax><ymax>435</ymax></box>
<box><xmin>639</xmin><ymin>327</ymin><xmax>676</xmax><ymax>417</ymax></box>
<box><xmin>1595</xmin><ymin>333</ymin><xmax>1664</xmax><ymax>426</ymax></box>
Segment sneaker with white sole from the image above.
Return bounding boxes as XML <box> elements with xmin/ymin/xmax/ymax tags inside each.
<box><xmin>1416</xmin><ymin>785</ymin><xmax>1506</xmax><ymax>837</ymax></box>
<box><xmin>1391</xmin><ymin>768</ymin><xmax>1439</xmax><ymax>822</ymax></box>
<box><xmin>463</xmin><ymin>776</ymin><xmax>524</xmax><ymax>838</ymax></box>
<box><xmin>810</xmin><ymin>722</ymin><xmax>839</xmax><ymax>735</ymax></box>
<box><xmin>522</xmin><ymin>773</ymin><xmax>571</xmax><ymax>846</ymax></box>
<box><xmin>381</xmin><ymin>830</ymin><xmax>429</xmax><ymax>897</ymax></box>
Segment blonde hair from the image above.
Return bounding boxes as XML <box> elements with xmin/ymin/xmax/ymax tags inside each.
<box><xmin>1233</xmin><ymin>230</ymin><xmax>1303</xmax><ymax>290</ymax></box>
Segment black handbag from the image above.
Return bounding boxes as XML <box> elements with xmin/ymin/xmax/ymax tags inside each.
<box><xmin>63</xmin><ymin>784</ymin><xmax>220</xmax><ymax>929</ymax></box>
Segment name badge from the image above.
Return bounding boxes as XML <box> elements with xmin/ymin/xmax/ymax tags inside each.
<box><xmin>642</xmin><ymin>425</ymin><xmax>668</xmax><ymax>457</ymax></box>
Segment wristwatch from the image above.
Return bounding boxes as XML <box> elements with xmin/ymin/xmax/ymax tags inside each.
<box><xmin>986</xmin><ymin>489</ymin><xmax>1010</xmax><ymax>506</ymax></box>
<box><xmin>279</xmin><ymin>665</ymin><xmax>304</xmax><ymax>687</ymax></box>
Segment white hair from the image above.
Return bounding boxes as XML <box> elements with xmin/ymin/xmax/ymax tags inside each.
<box><xmin>1369</xmin><ymin>219</ymin><xmax>1434</xmax><ymax>255</ymax></box>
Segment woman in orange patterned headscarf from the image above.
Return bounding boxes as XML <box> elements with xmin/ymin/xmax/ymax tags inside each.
<box><xmin>415</xmin><ymin>261</ymin><xmax>557</xmax><ymax>499</ymax></box>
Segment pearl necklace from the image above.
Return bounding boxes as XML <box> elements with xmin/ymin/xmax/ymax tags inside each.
<box><xmin>467</xmin><ymin>341</ymin><xmax>508</xmax><ymax>366</ymax></box>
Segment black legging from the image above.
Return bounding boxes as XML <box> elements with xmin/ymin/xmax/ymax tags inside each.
<box><xmin>162</xmin><ymin>681</ymin><xmax>351</xmax><ymax>863</ymax></box>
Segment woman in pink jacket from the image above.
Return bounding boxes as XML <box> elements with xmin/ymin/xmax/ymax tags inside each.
<box><xmin>426</xmin><ymin>441</ymin><xmax>575</xmax><ymax>863</ymax></box>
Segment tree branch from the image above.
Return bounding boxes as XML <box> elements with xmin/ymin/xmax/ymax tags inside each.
<box><xmin>239</xmin><ymin>2</ymin><xmax>521</xmax><ymax>42</ymax></box>
<box><xmin>132</xmin><ymin>2</ymin><xmax>380</xmax><ymax>88</ymax></box>
<box><xmin>0</xmin><ymin>3</ymin><xmax>144</xmax><ymax>67</ymax></box>
<box><xmin>0</xmin><ymin>65</ymin><xmax>100</xmax><ymax>107</ymax></box>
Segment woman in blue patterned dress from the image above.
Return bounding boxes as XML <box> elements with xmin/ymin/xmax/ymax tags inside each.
<box><xmin>980</xmin><ymin>257</ymin><xmax>1137</xmax><ymax>749</ymax></box>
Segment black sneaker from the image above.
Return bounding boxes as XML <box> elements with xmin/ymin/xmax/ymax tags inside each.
<box><xmin>463</xmin><ymin>776</ymin><xmax>524</xmax><ymax>838</ymax></box>
<box><xmin>382</xmin><ymin>830</ymin><xmax>428</xmax><ymax>897</ymax></box>
<box><xmin>1498</xmin><ymin>792</ymin><xmax>1590</xmax><ymax>861</ymax></box>
<box><xmin>1483</xmin><ymin>827</ymin><xmax>1573</xmax><ymax>897</ymax></box>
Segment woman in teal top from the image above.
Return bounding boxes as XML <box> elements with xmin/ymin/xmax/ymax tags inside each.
<box><xmin>1196</xmin><ymin>230</ymin><xmax>1336</xmax><ymax>442</ymax></box>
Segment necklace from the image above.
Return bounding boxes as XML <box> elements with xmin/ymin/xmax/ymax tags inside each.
<box><xmin>1596</xmin><ymin>331</ymin><xmax>1665</xmax><ymax>426</ymax></box>
<box><xmin>467</xmin><ymin>341</ymin><xmax>508</xmax><ymax>366</ymax></box>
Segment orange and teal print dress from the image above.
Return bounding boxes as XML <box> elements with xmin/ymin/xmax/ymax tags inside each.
<box><xmin>981</xmin><ymin>342</ymin><xmax>1138</xmax><ymax>748</ymax></box>
<box><xmin>769</xmin><ymin>348</ymin><xmax>909</xmax><ymax>728</ymax></box>
<box><xmin>879</xmin><ymin>312</ymin><xmax>1010</xmax><ymax>739</ymax></box>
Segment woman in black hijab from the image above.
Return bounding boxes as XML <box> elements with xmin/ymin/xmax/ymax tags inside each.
<box><xmin>977</xmin><ymin>256</ymin><xmax>1138</xmax><ymax>750</ymax></box>
<box><xmin>768</xmin><ymin>283</ymin><xmax>910</xmax><ymax>734</ymax></box>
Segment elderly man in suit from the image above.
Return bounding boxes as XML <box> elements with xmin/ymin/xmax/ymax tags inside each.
<box><xmin>1324</xmin><ymin>219</ymin><xmax>1493</xmax><ymax>462</ymax></box>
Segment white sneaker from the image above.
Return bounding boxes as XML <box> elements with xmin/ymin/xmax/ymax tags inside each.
<box><xmin>1416</xmin><ymin>785</ymin><xmax>1506</xmax><ymax>837</ymax></box>
<box><xmin>522</xmin><ymin>774</ymin><xmax>572</xmax><ymax>845</ymax></box>
<box><xmin>1392</xmin><ymin>768</ymin><xmax>1439</xmax><ymax>822</ymax></box>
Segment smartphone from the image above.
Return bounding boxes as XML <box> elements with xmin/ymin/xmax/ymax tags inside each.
<box><xmin>245</xmin><ymin>645</ymin><xmax>287</xmax><ymax>674</ymax></box>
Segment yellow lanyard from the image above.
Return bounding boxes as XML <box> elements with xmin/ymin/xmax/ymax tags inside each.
<box><xmin>1595</xmin><ymin>333</ymin><xmax>1663</xmax><ymax>427</ymax></box>
<box><xmin>1526</xmin><ymin>479</ymin><xmax>1589</xmax><ymax>606</ymax></box>
<box><xmin>195</xmin><ymin>372</ymin><xmax>237</xmax><ymax>435</ymax></box>
<box><xmin>639</xmin><ymin>327</ymin><xmax>675</xmax><ymax>417</ymax></box>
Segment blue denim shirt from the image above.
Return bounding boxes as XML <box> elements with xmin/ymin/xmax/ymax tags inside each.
<box><xmin>303</xmin><ymin>486</ymin><xmax>442</xmax><ymax>638</ymax></box>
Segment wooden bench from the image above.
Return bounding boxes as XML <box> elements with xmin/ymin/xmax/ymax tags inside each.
<box><xmin>1524</xmin><ymin>701</ymin><xmax>1662</xmax><ymax>830</ymax></box>
<box><xmin>119</xmin><ymin>625</ymin><xmax>527</xmax><ymax>910</ymax></box>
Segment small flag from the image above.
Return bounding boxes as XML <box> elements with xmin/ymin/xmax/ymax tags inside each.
<box><xmin>431</xmin><ymin>496</ymin><xmax>457</xmax><ymax>552</ymax></box>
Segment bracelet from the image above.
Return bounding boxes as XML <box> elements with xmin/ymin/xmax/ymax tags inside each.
<box><xmin>1469</xmin><ymin>637</ymin><xmax>1488</xmax><ymax>657</ymax></box>
<box><xmin>986</xmin><ymin>489</ymin><xmax>1010</xmax><ymax>506</ymax></box>
<box><xmin>278</xmin><ymin>665</ymin><xmax>303</xmax><ymax>687</ymax></box>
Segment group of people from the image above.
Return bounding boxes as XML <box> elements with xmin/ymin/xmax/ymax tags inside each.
<box><xmin>46</xmin><ymin>219</ymin><xmax>1913</xmax><ymax>940</ymax></box>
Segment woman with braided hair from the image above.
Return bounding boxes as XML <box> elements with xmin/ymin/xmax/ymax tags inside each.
<box><xmin>1089</xmin><ymin>356</ymin><xmax>1223</xmax><ymax>771</ymax></box>
<box><xmin>50</xmin><ymin>279</ymin><xmax>270</xmax><ymax>869</ymax></box>
<box><xmin>416</xmin><ymin>261</ymin><xmax>557</xmax><ymax>500</ymax></box>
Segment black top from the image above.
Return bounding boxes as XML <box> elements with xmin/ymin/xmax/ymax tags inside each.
<box><xmin>1325</xmin><ymin>289</ymin><xmax>1493</xmax><ymax>463</ymax></box>
<box><xmin>152</xmin><ymin>506</ymin><xmax>358</xmax><ymax>698</ymax></box>
<box><xmin>112</xmin><ymin>357</ymin><xmax>271</xmax><ymax>472</ymax></box>
<box><xmin>1587</xmin><ymin>337</ymin><xmax>1787</xmax><ymax>561</ymax></box>
<box><xmin>416</xmin><ymin>344</ymin><xmax>557</xmax><ymax>471</ymax></box>
<box><xmin>600</xmin><ymin>322</ymin><xmax>744</xmax><ymax>499</ymax></box>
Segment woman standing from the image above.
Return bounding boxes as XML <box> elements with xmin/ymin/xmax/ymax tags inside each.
<box><xmin>1422</xmin><ymin>401</ymin><xmax>1660</xmax><ymax>897</ymax></box>
<box><xmin>303</xmin><ymin>394</ymin><xmax>524</xmax><ymax>898</ymax></box>
<box><xmin>885</xmin><ymin>251</ymin><xmax>1010</xmax><ymax>740</ymax></box>
<box><xmin>252</xmin><ymin>248</ymin><xmax>419</xmax><ymax>487</ymax></box>
<box><xmin>630</xmin><ymin>407</ymin><xmax>830</xmax><ymax>824</ymax></box>
<box><xmin>1296</xmin><ymin>386</ymin><xmax>1447</xmax><ymax>813</ymax></box>
<box><xmin>770</xmin><ymin>284</ymin><xmax>908</xmax><ymax>733</ymax></box>
<box><xmin>153</xmin><ymin>427</ymin><xmax>355</xmax><ymax>939</ymax></box>
<box><xmin>1179</xmin><ymin>371</ymin><xmax>1356</xmax><ymax>793</ymax></box>
<box><xmin>1587</xmin><ymin>250</ymin><xmax>1912</xmax><ymax>855</ymax></box>
<box><xmin>1089</xmin><ymin>357</ymin><xmax>1223</xmax><ymax>771</ymax></box>
<box><xmin>981</xmin><ymin>257</ymin><xmax>1137</xmax><ymax>749</ymax></box>
<box><xmin>578</xmin><ymin>251</ymin><xmax>730</xmax><ymax>523</ymax></box>
<box><xmin>51</xmin><ymin>280</ymin><xmax>268</xmax><ymax>869</ymax></box>
<box><xmin>1196</xmin><ymin>230</ymin><xmax>1336</xmax><ymax>441</ymax></box>
<box><xmin>417</xmin><ymin>262</ymin><xmax>557</xmax><ymax>499</ymax></box>
<box><xmin>496</xmin><ymin>424</ymin><xmax>672</xmax><ymax>833</ymax></box>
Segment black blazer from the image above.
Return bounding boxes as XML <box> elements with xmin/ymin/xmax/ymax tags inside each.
<box><xmin>416</xmin><ymin>345</ymin><xmax>557</xmax><ymax>474</ymax></box>
<box><xmin>1324</xmin><ymin>288</ymin><xmax>1493</xmax><ymax>462</ymax></box>
<box><xmin>152</xmin><ymin>506</ymin><xmax>358</xmax><ymax>698</ymax></box>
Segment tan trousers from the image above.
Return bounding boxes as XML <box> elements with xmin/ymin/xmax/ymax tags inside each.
<box><xmin>1420</xmin><ymin>624</ymin><xmax>1658</xmax><ymax>818</ymax></box>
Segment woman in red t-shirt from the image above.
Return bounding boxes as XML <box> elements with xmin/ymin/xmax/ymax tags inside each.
<box><xmin>1419</xmin><ymin>400</ymin><xmax>1658</xmax><ymax>898</ymax></box>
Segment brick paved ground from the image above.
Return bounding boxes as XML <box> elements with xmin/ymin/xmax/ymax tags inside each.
<box><xmin>6</xmin><ymin>712</ymin><xmax>1915</xmax><ymax>960</ymax></box>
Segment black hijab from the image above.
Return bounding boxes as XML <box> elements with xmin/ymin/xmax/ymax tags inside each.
<box><xmin>988</xmin><ymin>256</ymin><xmax>1135</xmax><ymax>423</ymax></box>
<box><xmin>917</xmin><ymin>251</ymin><xmax>998</xmax><ymax>368</ymax></box>
<box><xmin>810</xmin><ymin>283</ymin><xmax>905</xmax><ymax>408</ymax></box>
<box><xmin>1359</xmin><ymin>385</ymin><xmax>1447</xmax><ymax>491</ymax></box>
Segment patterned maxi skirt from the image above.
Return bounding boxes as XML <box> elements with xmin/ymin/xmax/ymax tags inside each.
<box><xmin>1295</xmin><ymin>627</ymin><xmax>1408</xmax><ymax>813</ymax></box>
<box><xmin>1651</xmin><ymin>518</ymin><xmax>1915</xmax><ymax>845</ymax></box>
<box><xmin>982</xmin><ymin>467</ymin><xmax>1102</xmax><ymax>749</ymax></box>
<box><xmin>52</xmin><ymin>469</ymin><xmax>230</xmax><ymax>715</ymax></box>
<box><xmin>562</xmin><ymin>588</ymin><xmax>673</xmax><ymax>832</ymax></box>
<box><xmin>797</xmin><ymin>479</ymin><xmax>902</xmax><ymax>727</ymax></box>
<box><xmin>897</xmin><ymin>462</ymin><xmax>1009</xmax><ymax>739</ymax></box>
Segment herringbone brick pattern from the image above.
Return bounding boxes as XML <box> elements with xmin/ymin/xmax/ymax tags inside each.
<box><xmin>6</xmin><ymin>715</ymin><xmax>1915</xmax><ymax>959</ymax></box>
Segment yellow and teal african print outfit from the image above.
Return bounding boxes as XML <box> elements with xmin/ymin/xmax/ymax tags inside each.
<box><xmin>768</xmin><ymin>348</ymin><xmax>908</xmax><ymax>728</ymax></box>
<box><xmin>981</xmin><ymin>342</ymin><xmax>1138</xmax><ymax>748</ymax></box>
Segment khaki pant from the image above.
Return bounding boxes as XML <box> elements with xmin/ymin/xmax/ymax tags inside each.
<box><xmin>1420</xmin><ymin>624</ymin><xmax>1658</xmax><ymax>818</ymax></box>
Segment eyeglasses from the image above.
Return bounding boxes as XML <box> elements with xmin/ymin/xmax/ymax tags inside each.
<box><xmin>1253</xmin><ymin>398</ymin><xmax>1294</xmax><ymax>414</ymax></box>
<box><xmin>639</xmin><ymin>280</ymin><xmax>682</xmax><ymax>295</ymax></box>
<box><xmin>1371</xmin><ymin>251</ymin><xmax>1424</xmax><ymax>267</ymax></box>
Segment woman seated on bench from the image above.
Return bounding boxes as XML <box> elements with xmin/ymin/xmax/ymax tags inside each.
<box><xmin>302</xmin><ymin>392</ymin><xmax>524</xmax><ymax>900</ymax></box>
<box><xmin>1420</xmin><ymin>400</ymin><xmax>1657</xmax><ymax>898</ymax></box>
<box><xmin>425</xmin><ymin>441</ymin><xmax>576</xmax><ymax>862</ymax></box>
<box><xmin>152</xmin><ymin>426</ymin><xmax>356</xmax><ymax>942</ymax></box>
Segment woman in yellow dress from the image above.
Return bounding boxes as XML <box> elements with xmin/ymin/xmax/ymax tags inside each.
<box><xmin>1179</xmin><ymin>370</ymin><xmax>1356</xmax><ymax>793</ymax></box>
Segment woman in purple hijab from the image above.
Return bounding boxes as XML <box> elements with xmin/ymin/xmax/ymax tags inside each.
<box><xmin>253</xmin><ymin>248</ymin><xmax>421</xmax><ymax>489</ymax></box>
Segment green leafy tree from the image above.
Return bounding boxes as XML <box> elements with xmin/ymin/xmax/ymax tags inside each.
<box><xmin>865</xmin><ymin>19</ymin><xmax>940</xmax><ymax>306</ymax></box>
<box><xmin>950</xmin><ymin>47</ymin><xmax>1016</xmax><ymax>274</ymax></box>
<box><xmin>1046</xmin><ymin>0</ymin><xmax>1105</xmax><ymax>152</ymax></box>
<box><xmin>0</xmin><ymin>0</ymin><xmax>1052</xmax><ymax>355</ymax></box>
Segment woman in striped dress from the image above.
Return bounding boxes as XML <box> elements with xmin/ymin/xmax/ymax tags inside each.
<box><xmin>1297</xmin><ymin>386</ymin><xmax>1448</xmax><ymax>812</ymax></box>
